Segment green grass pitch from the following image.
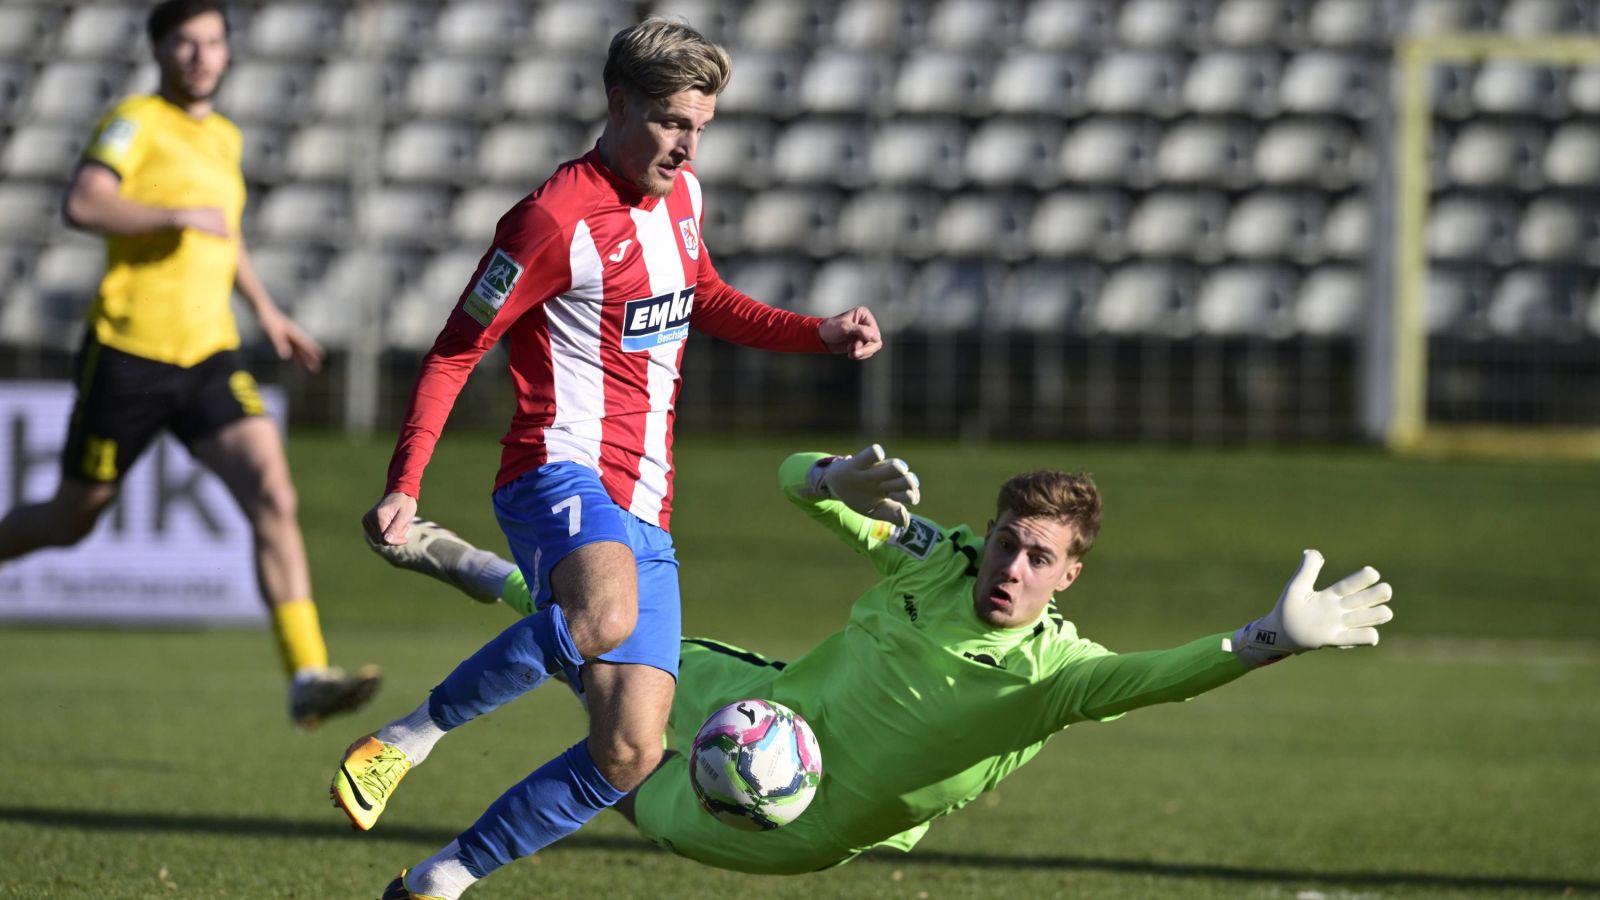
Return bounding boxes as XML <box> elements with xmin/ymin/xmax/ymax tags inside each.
<box><xmin>1</xmin><ymin>434</ymin><xmax>1597</xmax><ymax>899</ymax></box>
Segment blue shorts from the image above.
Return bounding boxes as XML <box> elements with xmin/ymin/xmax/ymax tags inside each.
<box><xmin>493</xmin><ymin>461</ymin><xmax>681</xmax><ymax>677</ymax></box>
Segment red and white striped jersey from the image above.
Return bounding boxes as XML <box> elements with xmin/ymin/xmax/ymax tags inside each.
<box><xmin>385</xmin><ymin>149</ymin><xmax>828</xmax><ymax>530</ymax></box>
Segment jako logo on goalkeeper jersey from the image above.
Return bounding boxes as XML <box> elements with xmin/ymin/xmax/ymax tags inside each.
<box><xmin>622</xmin><ymin>286</ymin><xmax>694</xmax><ymax>352</ymax></box>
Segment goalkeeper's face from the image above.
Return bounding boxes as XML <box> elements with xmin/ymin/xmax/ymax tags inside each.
<box><xmin>972</xmin><ymin>512</ymin><xmax>1083</xmax><ymax>629</ymax></box>
<box><xmin>154</xmin><ymin>10</ymin><xmax>229</xmax><ymax>105</ymax></box>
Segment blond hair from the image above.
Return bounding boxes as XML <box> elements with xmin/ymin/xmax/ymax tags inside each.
<box><xmin>995</xmin><ymin>471</ymin><xmax>1102</xmax><ymax>559</ymax></box>
<box><xmin>603</xmin><ymin>16</ymin><xmax>732</xmax><ymax>99</ymax></box>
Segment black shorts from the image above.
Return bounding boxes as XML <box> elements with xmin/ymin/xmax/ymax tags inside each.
<box><xmin>61</xmin><ymin>333</ymin><xmax>265</xmax><ymax>484</ymax></box>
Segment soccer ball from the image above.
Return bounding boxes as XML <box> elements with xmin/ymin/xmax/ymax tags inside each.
<box><xmin>689</xmin><ymin>698</ymin><xmax>822</xmax><ymax>831</ymax></box>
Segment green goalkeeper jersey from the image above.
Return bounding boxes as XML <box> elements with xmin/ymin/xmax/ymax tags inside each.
<box><xmin>753</xmin><ymin>452</ymin><xmax>1251</xmax><ymax>858</ymax></box>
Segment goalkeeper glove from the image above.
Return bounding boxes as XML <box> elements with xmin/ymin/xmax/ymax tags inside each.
<box><xmin>807</xmin><ymin>444</ymin><xmax>921</xmax><ymax>529</ymax></box>
<box><xmin>1228</xmin><ymin>550</ymin><xmax>1395</xmax><ymax>668</ymax></box>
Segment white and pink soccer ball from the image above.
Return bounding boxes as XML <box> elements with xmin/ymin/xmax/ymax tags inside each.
<box><xmin>689</xmin><ymin>698</ymin><xmax>822</xmax><ymax>831</ymax></box>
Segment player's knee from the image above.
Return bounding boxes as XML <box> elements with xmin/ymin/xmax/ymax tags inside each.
<box><xmin>247</xmin><ymin>473</ymin><xmax>298</xmax><ymax>531</ymax></box>
<box><xmin>567</xmin><ymin>594</ymin><xmax>638</xmax><ymax>658</ymax></box>
<box><xmin>589</xmin><ymin>735</ymin><xmax>663</xmax><ymax>792</ymax></box>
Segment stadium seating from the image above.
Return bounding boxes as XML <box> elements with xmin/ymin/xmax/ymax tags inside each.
<box><xmin>0</xmin><ymin>6</ymin><xmax>60</xmax><ymax>62</ymax></box>
<box><xmin>1059</xmin><ymin>117</ymin><xmax>1160</xmax><ymax>187</ymax></box>
<box><xmin>723</xmin><ymin>255</ymin><xmax>814</xmax><ymax>311</ymax></box>
<box><xmin>249</xmin><ymin>3</ymin><xmax>346</xmax><ymax>58</ymax></box>
<box><xmin>59</xmin><ymin>5</ymin><xmax>146</xmax><ymax>61</ymax></box>
<box><xmin>1294</xmin><ymin>265</ymin><xmax>1367</xmax><ymax>336</ymax></box>
<box><xmin>214</xmin><ymin>61</ymin><xmax>312</xmax><ymax>122</ymax></box>
<box><xmin>1027</xmin><ymin>190</ymin><xmax>1131</xmax><ymax>259</ymax></box>
<box><xmin>1488</xmin><ymin>268</ymin><xmax>1580</xmax><ymax>338</ymax></box>
<box><xmin>996</xmin><ymin>261</ymin><xmax>1101</xmax><ymax>332</ymax></box>
<box><xmin>1225</xmin><ymin>192</ymin><xmax>1325</xmax><ymax>262</ymax></box>
<box><xmin>869</xmin><ymin>119</ymin><xmax>967</xmax><ymax>189</ymax></box>
<box><xmin>1196</xmin><ymin>264</ymin><xmax>1298</xmax><ymax>337</ymax></box>
<box><xmin>1089</xmin><ymin>263</ymin><xmax>1196</xmax><ymax>336</ymax></box>
<box><xmin>691</xmin><ymin>118</ymin><xmax>776</xmax><ymax>187</ymax></box>
<box><xmin>1</xmin><ymin>124</ymin><xmax>87</xmax><ymax>181</ymax></box>
<box><xmin>1021</xmin><ymin>0</ymin><xmax>1113</xmax><ymax>50</ymax></box>
<box><xmin>837</xmin><ymin>190</ymin><xmax>942</xmax><ymax>258</ymax></box>
<box><xmin>26</xmin><ymin>61</ymin><xmax>129</xmax><ymax>123</ymax></box>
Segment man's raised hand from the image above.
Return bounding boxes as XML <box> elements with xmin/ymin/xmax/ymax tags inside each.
<box><xmin>809</xmin><ymin>444</ymin><xmax>921</xmax><ymax>529</ymax></box>
<box><xmin>1228</xmin><ymin>550</ymin><xmax>1395</xmax><ymax>668</ymax></box>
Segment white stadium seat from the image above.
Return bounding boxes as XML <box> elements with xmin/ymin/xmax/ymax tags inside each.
<box><xmin>295</xmin><ymin>250</ymin><xmax>416</xmax><ymax>346</ymax></box>
<box><xmin>1426</xmin><ymin>195</ymin><xmax>1516</xmax><ymax>264</ymax></box>
<box><xmin>1183</xmin><ymin>51</ymin><xmax>1282</xmax><ymax>117</ymax></box>
<box><xmin>1255</xmin><ymin>118</ymin><xmax>1362</xmax><ymax>187</ymax></box>
<box><xmin>432</xmin><ymin>1</ymin><xmax>528</xmax><ymax>55</ymax></box>
<box><xmin>1118</xmin><ymin>0</ymin><xmax>1203</xmax><ymax>48</ymax></box>
<box><xmin>247</xmin><ymin>244</ymin><xmax>333</xmax><ymax>306</ymax></box>
<box><xmin>1569</xmin><ymin>66</ymin><xmax>1600</xmax><ymax>114</ymax></box>
<box><xmin>1488</xmin><ymin>269</ymin><xmax>1579</xmax><ymax>338</ymax></box>
<box><xmin>405</xmin><ymin>58</ymin><xmax>501</xmax><ymax>119</ymax></box>
<box><xmin>1197</xmin><ymin>265</ymin><xmax>1299</xmax><ymax>337</ymax></box>
<box><xmin>894</xmin><ymin>51</ymin><xmax>990</xmax><ymax>115</ymax></box>
<box><xmin>906</xmin><ymin>260</ymin><xmax>1002</xmax><ymax>331</ymax></box>
<box><xmin>358</xmin><ymin>186</ymin><xmax>453</xmax><ymax>247</ymax></box>
<box><xmin>1500</xmin><ymin>0</ymin><xmax>1592</xmax><ymax>34</ymax></box>
<box><xmin>59</xmin><ymin>5</ymin><xmax>144</xmax><ymax>60</ymax></box>
<box><xmin>1059</xmin><ymin>118</ymin><xmax>1160</xmax><ymax>187</ymax></box>
<box><xmin>830</xmin><ymin>0</ymin><xmax>921</xmax><ymax>50</ymax></box>
<box><xmin>798</xmin><ymin>50</ymin><xmax>892</xmax><ymax>115</ymax></box>
<box><xmin>1</xmin><ymin>124</ymin><xmax>88</xmax><ymax>181</ymax></box>
<box><xmin>989</xmin><ymin>52</ymin><xmax>1090</xmax><ymax>116</ymax></box>
<box><xmin>771</xmin><ymin>120</ymin><xmax>870</xmax><ymax>187</ymax></box>
<box><xmin>1086</xmin><ymin>51</ymin><xmax>1185</xmax><ymax>116</ymax></box>
<box><xmin>716</xmin><ymin>51</ymin><xmax>803</xmax><ymax>117</ymax></box>
<box><xmin>1154</xmin><ymin>119</ymin><xmax>1256</xmax><ymax>187</ymax></box>
<box><xmin>450</xmin><ymin>185</ymin><xmax>529</xmax><ymax>244</ymax></box>
<box><xmin>650</xmin><ymin>0</ymin><xmax>741</xmax><ymax>45</ymax></box>
<box><xmin>530</xmin><ymin>1</ymin><xmax>630</xmax><ymax>53</ymax></box>
<box><xmin>0</xmin><ymin>247</ymin><xmax>40</xmax><ymax>343</ymax></box>
<box><xmin>936</xmin><ymin>194</ymin><xmax>1032</xmax><ymax>260</ymax></box>
<box><xmin>1028</xmin><ymin>190</ymin><xmax>1133</xmax><ymax>259</ymax></box>
<box><xmin>805</xmin><ymin>257</ymin><xmax>913</xmax><ymax>319</ymax></box>
<box><xmin>1306</xmin><ymin>0</ymin><xmax>1386</xmax><ymax>47</ymax></box>
<box><xmin>1446</xmin><ymin>121</ymin><xmax>1544</xmax><ymax>189</ymax></box>
<box><xmin>740</xmin><ymin>0</ymin><xmax>827</xmax><ymax>49</ymax></box>
<box><xmin>1126</xmin><ymin>191</ymin><xmax>1228</xmax><ymax>260</ymax></box>
<box><xmin>284</xmin><ymin>124</ymin><xmax>360</xmax><ymax>181</ymax></box>
<box><xmin>926</xmin><ymin>0</ymin><xmax>1023</xmax><ymax>49</ymax></box>
<box><xmin>1543</xmin><ymin>123</ymin><xmax>1600</xmax><ymax>186</ymax></box>
<box><xmin>1212</xmin><ymin>0</ymin><xmax>1301</xmax><ymax>47</ymax></box>
<box><xmin>477</xmin><ymin>122</ymin><xmax>587</xmax><ymax>185</ymax></box>
<box><xmin>0</xmin><ymin>6</ymin><xmax>59</xmax><ymax>60</ymax></box>
<box><xmin>1516</xmin><ymin>197</ymin><xmax>1589</xmax><ymax>263</ymax></box>
<box><xmin>1088</xmin><ymin>263</ymin><xmax>1196</xmax><ymax>336</ymax></box>
<box><xmin>742</xmin><ymin>189</ymin><xmax>843</xmax><ymax>255</ymax></box>
<box><xmin>250</xmin><ymin>3</ymin><xmax>345</xmax><ymax>57</ymax></box>
<box><xmin>502</xmin><ymin>57</ymin><xmax>607</xmax><ymax>121</ymax></box>
<box><xmin>965</xmin><ymin>120</ymin><xmax>1064</xmax><ymax>188</ymax></box>
<box><xmin>253</xmin><ymin>184</ymin><xmax>350</xmax><ymax>245</ymax></box>
<box><xmin>30</xmin><ymin>237</ymin><xmax>105</xmax><ymax>321</ymax></box>
<box><xmin>1279</xmin><ymin>52</ymin><xmax>1376</xmax><ymax>117</ymax></box>
<box><xmin>698</xmin><ymin>187</ymin><xmax>748</xmax><ymax>255</ymax></box>
<box><xmin>1294</xmin><ymin>266</ymin><xmax>1367</xmax><ymax>337</ymax></box>
<box><xmin>1424</xmin><ymin>268</ymin><xmax>1486</xmax><ymax>334</ymax></box>
<box><xmin>382</xmin><ymin>121</ymin><xmax>478</xmax><ymax>184</ymax></box>
<box><xmin>723</xmin><ymin>256</ymin><xmax>814</xmax><ymax>311</ymax></box>
<box><xmin>1408</xmin><ymin>0</ymin><xmax>1495</xmax><ymax>34</ymax></box>
<box><xmin>391</xmin><ymin>247</ymin><xmax>490</xmax><ymax>348</ymax></box>
<box><xmin>0</xmin><ymin>184</ymin><xmax>61</xmax><ymax>240</ymax></box>
<box><xmin>996</xmin><ymin>262</ymin><xmax>1103</xmax><ymax>332</ymax></box>
<box><xmin>1022</xmin><ymin>0</ymin><xmax>1113</xmax><ymax>49</ymax></box>
<box><xmin>343</xmin><ymin>2</ymin><xmax>435</xmax><ymax>54</ymax></box>
<box><xmin>313</xmin><ymin>60</ymin><xmax>406</xmax><ymax>121</ymax></box>
<box><xmin>837</xmin><ymin>190</ymin><xmax>942</xmax><ymax>258</ymax></box>
<box><xmin>1225</xmin><ymin>192</ymin><xmax>1325</xmax><ymax>261</ymax></box>
<box><xmin>1322</xmin><ymin>194</ymin><xmax>1372</xmax><ymax>259</ymax></box>
<box><xmin>690</xmin><ymin>119</ymin><xmax>777</xmax><ymax>187</ymax></box>
<box><xmin>869</xmin><ymin>119</ymin><xmax>968</xmax><ymax>189</ymax></box>
<box><xmin>1473</xmin><ymin>62</ymin><xmax>1566</xmax><ymax>117</ymax></box>
<box><xmin>215</xmin><ymin>61</ymin><xmax>312</xmax><ymax>123</ymax></box>
<box><xmin>26</xmin><ymin>62</ymin><xmax>129</xmax><ymax>124</ymax></box>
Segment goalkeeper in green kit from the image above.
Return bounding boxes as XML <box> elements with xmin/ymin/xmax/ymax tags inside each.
<box><xmin>363</xmin><ymin>445</ymin><xmax>1395</xmax><ymax>875</ymax></box>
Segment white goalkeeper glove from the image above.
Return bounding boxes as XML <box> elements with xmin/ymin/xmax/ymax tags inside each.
<box><xmin>1228</xmin><ymin>550</ymin><xmax>1395</xmax><ymax>668</ymax></box>
<box><xmin>807</xmin><ymin>444</ymin><xmax>921</xmax><ymax>529</ymax></box>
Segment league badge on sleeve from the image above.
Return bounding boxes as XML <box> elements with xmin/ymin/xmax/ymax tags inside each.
<box><xmin>677</xmin><ymin>216</ymin><xmax>701</xmax><ymax>261</ymax></box>
<box><xmin>464</xmin><ymin>248</ymin><xmax>524</xmax><ymax>327</ymax></box>
<box><xmin>890</xmin><ymin>517</ymin><xmax>938</xmax><ymax>560</ymax></box>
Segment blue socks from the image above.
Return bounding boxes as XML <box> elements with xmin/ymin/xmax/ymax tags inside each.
<box><xmin>427</xmin><ymin>603</ymin><xmax>584</xmax><ymax>729</ymax></box>
<box><xmin>454</xmin><ymin>739</ymin><xmax>627</xmax><ymax>877</ymax></box>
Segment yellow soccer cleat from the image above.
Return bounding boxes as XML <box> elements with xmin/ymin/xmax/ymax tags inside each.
<box><xmin>333</xmin><ymin>735</ymin><xmax>413</xmax><ymax>831</ymax></box>
<box><xmin>379</xmin><ymin>869</ymin><xmax>444</xmax><ymax>900</ymax></box>
<box><xmin>291</xmin><ymin>665</ymin><xmax>383</xmax><ymax>730</ymax></box>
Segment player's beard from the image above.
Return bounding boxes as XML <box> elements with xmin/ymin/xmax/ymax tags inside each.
<box><xmin>163</xmin><ymin>70</ymin><xmax>221</xmax><ymax>106</ymax></box>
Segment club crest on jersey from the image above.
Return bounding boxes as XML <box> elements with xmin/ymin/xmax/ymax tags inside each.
<box><xmin>676</xmin><ymin>216</ymin><xmax>700</xmax><ymax>261</ymax></box>
<box><xmin>622</xmin><ymin>286</ymin><xmax>694</xmax><ymax>353</ymax></box>
<box><xmin>890</xmin><ymin>516</ymin><xmax>938</xmax><ymax>560</ymax></box>
<box><xmin>464</xmin><ymin>248</ymin><xmax>524</xmax><ymax>327</ymax></box>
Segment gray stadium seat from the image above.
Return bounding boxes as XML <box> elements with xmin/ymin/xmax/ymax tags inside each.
<box><xmin>798</xmin><ymin>50</ymin><xmax>893</xmax><ymax>115</ymax></box>
<box><xmin>123</xmin><ymin>61</ymin><xmax>159</xmax><ymax>102</ymax></box>
<box><xmin>936</xmin><ymin>193</ymin><xmax>1032</xmax><ymax>260</ymax></box>
<box><xmin>689</xmin><ymin>118</ymin><xmax>776</xmax><ymax>188</ymax></box>
<box><xmin>926</xmin><ymin>0</ymin><xmax>1023</xmax><ymax>49</ymax></box>
<box><xmin>1126</xmin><ymin>191</ymin><xmax>1228</xmax><ymax>260</ymax></box>
<box><xmin>0</xmin><ymin>6</ymin><xmax>60</xmax><ymax>60</ymax></box>
<box><xmin>1028</xmin><ymin>190</ymin><xmax>1133</xmax><ymax>259</ymax></box>
<box><xmin>716</xmin><ymin>51</ymin><xmax>803</xmax><ymax>118</ymax></box>
<box><xmin>1488</xmin><ymin>269</ymin><xmax>1579</xmax><ymax>338</ymax></box>
<box><xmin>1197</xmin><ymin>265</ymin><xmax>1299</xmax><ymax>336</ymax></box>
<box><xmin>1429</xmin><ymin>64</ymin><xmax>1478</xmax><ymax>120</ymax></box>
<box><xmin>989</xmin><ymin>52</ymin><xmax>1090</xmax><ymax>116</ymax></box>
<box><xmin>390</xmin><ymin>247</ymin><xmax>485</xmax><ymax>348</ymax></box>
<box><xmin>1426</xmin><ymin>195</ymin><xmax>1516</xmax><ymax>265</ymax></box>
<box><xmin>1022</xmin><ymin>0</ymin><xmax>1113</xmax><ymax>49</ymax></box>
<box><xmin>343</xmin><ymin>2</ymin><xmax>434</xmax><ymax>54</ymax></box>
<box><xmin>906</xmin><ymin>260</ymin><xmax>1002</xmax><ymax>331</ymax></box>
<box><xmin>650</xmin><ymin>0</ymin><xmax>741</xmax><ymax>45</ymax></box>
<box><xmin>837</xmin><ymin>190</ymin><xmax>942</xmax><ymax>258</ymax></box>
<box><xmin>1212</xmin><ymin>0</ymin><xmax>1302</xmax><ymax>47</ymax></box>
<box><xmin>478</xmin><ymin>122</ymin><xmax>587</xmax><ymax>185</ymax></box>
<box><xmin>830</xmin><ymin>0</ymin><xmax>920</xmax><ymax>49</ymax></box>
<box><xmin>1408</xmin><ymin>0</ymin><xmax>1496</xmax><ymax>34</ymax></box>
<box><xmin>1321</xmin><ymin>194</ymin><xmax>1371</xmax><ymax>259</ymax></box>
<box><xmin>1500</xmin><ymin>0</ymin><xmax>1592</xmax><ymax>34</ymax></box>
<box><xmin>59</xmin><ymin>5</ymin><xmax>144</xmax><ymax>60</ymax></box>
<box><xmin>0</xmin><ymin>246</ymin><xmax>39</xmax><ymax>343</ymax></box>
<box><xmin>450</xmin><ymin>185</ymin><xmax>528</xmax><ymax>245</ymax></box>
<box><xmin>237</xmin><ymin>123</ymin><xmax>289</xmax><ymax>183</ymax></box>
<box><xmin>502</xmin><ymin>57</ymin><xmax>607</xmax><ymax>121</ymax></box>
<box><xmin>313</xmin><ymin>60</ymin><xmax>405</xmax><ymax>121</ymax></box>
<box><xmin>1473</xmin><ymin>62</ymin><xmax>1566</xmax><ymax>117</ymax></box>
<box><xmin>295</xmin><ymin>250</ymin><xmax>416</xmax><ymax>346</ymax></box>
<box><xmin>966</xmin><ymin>120</ymin><xmax>1063</xmax><ymax>188</ymax></box>
<box><xmin>1569</xmin><ymin>66</ymin><xmax>1600</xmax><ymax>114</ymax></box>
<box><xmin>1424</xmin><ymin>267</ymin><xmax>1488</xmax><ymax>334</ymax></box>
<box><xmin>530</xmin><ymin>2</ymin><xmax>630</xmax><ymax>53</ymax></box>
<box><xmin>1543</xmin><ymin>123</ymin><xmax>1600</xmax><ymax>186</ymax></box>
<box><xmin>1294</xmin><ymin>266</ymin><xmax>1366</xmax><ymax>336</ymax></box>
<box><xmin>1279</xmin><ymin>52</ymin><xmax>1376</xmax><ymax>117</ymax></box>
<box><xmin>869</xmin><ymin>120</ymin><xmax>968</xmax><ymax>189</ymax></box>
<box><xmin>1255</xmin><ymin>118</ymin><xmax>1361</xmax><ymax>187</ymax></box>
<box><xmin>382</xmin><ymin>121</ymin><xmax>478</xmax><ymax>184</ymax></box>
<box><xmin>432</xmin><ymin>1</ymin><xmax>528</xmax><ymax>55</ymax></box>
<box><xmin>995</xmin><ymin>262</ymin><xmax>1102</xmax><ymax>332</ymax></box>
<box><xmin>740</xmin><ymin>0</ymin><xmax>827</xmax><ymax>49</ymax></box>
<box><xmin>0</xmin><ymin>124</ymin><xmax>88</xmax><ymax>181</ymax></box>
<box><xmin>698</xmin><ymin>187</ymin><xmax>747</xmax><ymax>255</ymax></box>
<box><xmin>1225</xmin><ymin>192</ymin><xmax>1325</xmax><ymax>261</ymax></box>
<box><xmin>771</xmin><ymin>120</ymin><xmax>870</xmax><ymax>187</ymax></box>
<box><xmin>1087</xmin><ymin>51</ymin><xmax>1185</xmax><ymax>116</ymax></box>
<box><xmin>1154</xmin><ymin>119</ymin><xmax>1256</xmax><ymax>187</ymax></box>
<box><xmin>0</xmin><ymin>63</ymin><xmax>32</xmax><ymax>122</ymax></box>
<box><xmin>0</xmin><ymin>184</ymin><xmax>61</xmax><ymax>241</ymax></box>
<box><xmin>723</xmin><ymin>256</ymin><xmax>814</xmax><ymax>311</ymax></box>
<box><xmin>285</xmin><ymin>124</ymin><xmax>361</xmax><ymax>181</ymax></box>
<box><xmin>253</xmin><ymin>184</ymin><xmax>350</xmax><ymax>245</ymax></box>
<box><xmin>358</xmin><ymin>187</ymin><xmax>452</xmax><ymax>248</ymax></box>
<box><xmin>1306</xmin><ymin>0</ymin><xmax>1387</xmax><ymax>47</ymax></box>
<box><xmin>894</xmin><ymin>51</ymin><xmax>990</xmax><ymax>115</ymax></box>
<box><xmin>1059</xmin><ymin>118</ymin><xmax>1160</xmax><ymax>187</ymax></box>
<box><xmin>1445</xmin><ymin>121</ymin><xmax>1545</xmax><ymax>189</ymax></box>
<box><xmin>1118</xmin><ymin>0</ymin><xmax>1203</xmax><ymax>48</ymax></box>
<box><xmin>250</xmin><ymin>3</ymin><xmax>345</xmax><ymax>58</ymax></box>
<box><xmin>742</xmin><ymin>189</ymin><xmax>843</xmax><ymax>255</ymax></box>
<box><xmin>1088</xmin><ymin>263</ymin><xmax>1196</xmax><ymax>336</ymax></box>
<box><xmin>215</xmin><ymin>61</ymin><xmax>312</xmax><ymax>123</ymax></box>
<box><xmin>247</xmin><ymin>244</ymin><xmax>332</xmax><ymax>306</ymax></box>
<box><xmin>405</xmin><ymin>58</ymin><xmax>501</xmax><ymax>120</ymax></box>
<box><xmin>1516</xmin><ymin>197</ymin><xmax>1590</xmax><ymax>263</ymax></box>
<box><xmin>26</xmin><ymin>62</ymin><xmax>129</xmax><ymax>124</ymax></box>
<box><xmin>30</xmin><ymin>237</ymin><xmax>105</xmax><ymax>326</ymax></box>
<box><xmin>805</xmin><ymin>257</ymin><xmax>913</xmax><ymax>320</ymax></box>
<box><xmin>1183</xmin><ymin>51</ymin><xmax>1282</xmax><ymax>117</ymax></box>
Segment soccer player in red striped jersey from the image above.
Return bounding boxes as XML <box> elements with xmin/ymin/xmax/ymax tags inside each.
<box><xmin>331</xmin><ymin>18</ymin><xmax>883</xmax><ymax>899</ymax></box>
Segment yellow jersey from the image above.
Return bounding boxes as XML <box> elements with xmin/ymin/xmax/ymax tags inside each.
<box><xmin>81</xmin><ymin>94</ymin><xmax>246</xmax><ymax>366</ymax></box>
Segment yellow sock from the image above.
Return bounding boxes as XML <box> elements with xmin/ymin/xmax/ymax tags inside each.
<box><xmin>271</xmin><ymin>598</ymin><xmax>329</xmax><ymax>676</ymax></box>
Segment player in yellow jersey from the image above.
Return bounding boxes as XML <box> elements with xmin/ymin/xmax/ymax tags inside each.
<box><xmin>0</xmin><ymin>0</ymin><xmax>380</xmax><ymax>729</ymax></box>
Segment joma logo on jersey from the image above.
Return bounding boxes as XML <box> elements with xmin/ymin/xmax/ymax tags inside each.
<box><xmin>464</xmin><ymin>249</ymin><xmax>524</xmax><ymax>327</ymax></box>
<box><xmin>622</xmin><ymin>287</ymin><xmax>694</xmax><ymax>353</ymax></box>
<box><xmin>891</xmin><ymin>517</ymin><xmax>938</xmax><ymax>560</ymax></box>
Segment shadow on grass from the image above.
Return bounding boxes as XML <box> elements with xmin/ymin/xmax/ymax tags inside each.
<box><xmin>3</xmin><ymin>805</ymin><xmax>1594</xmax><ymax>895</ymax></box>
